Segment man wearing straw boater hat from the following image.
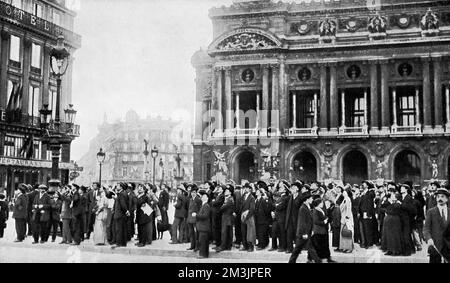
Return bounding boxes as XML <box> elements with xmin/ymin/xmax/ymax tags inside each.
<box><xmin>424</xmin><ymin>186</ymin><xmax>450</xmax><ymax>263</ymax></box>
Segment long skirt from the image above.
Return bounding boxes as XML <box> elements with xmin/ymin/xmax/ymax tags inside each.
<box><xmin>382</xmin><ymin>215</ymin><xmax>403</xmax><ymax>255</ymax></box>
<box><xmin>93</xmin><ymin>214</ymin><xmax>107</xmax><ymax>245</ymax></box>
<box><xmin>339</xmin><ymin>224</ymin><xmax>354</xmax><ymax>252</ymax></box>
<box><xmin>311</xmin><ymin>234</ymin><xmax>330</xmax><ymax>259</ymax></box>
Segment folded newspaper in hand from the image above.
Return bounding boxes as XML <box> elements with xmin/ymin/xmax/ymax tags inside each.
<box><xmin>141</xmin><ymin>203</ymin><xmax>153</xmax><ymax>216</ymax></box>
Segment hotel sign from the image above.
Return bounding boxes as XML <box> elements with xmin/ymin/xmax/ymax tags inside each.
<box><xmin>0</xmin><ymin>108</ymin><xmax>5</xmax><ymax>122</ymax></box>
<box><xmin>0</xmin><ymin>156</ymin><xmax>74</xmax><ymax>170</ymax></box>
<box><xmin>0</xmin><ymin>3</ymin><xmax>81</xmax><ymax>47</ymax></box>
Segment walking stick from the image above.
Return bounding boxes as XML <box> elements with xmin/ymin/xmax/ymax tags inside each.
<box><xmin>431</xmin><ymin>244</ymin><xmax>449</xmax><ymax>263</ymax></box>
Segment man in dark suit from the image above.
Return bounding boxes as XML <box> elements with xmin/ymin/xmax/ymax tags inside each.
<box><xmin>71</xmin><ymin>185</ymin><xmax>85</xmax><ymax>245</ymax></box>
<box><xmin>426</xmin><ymin>182</ymin><xmax>438</xmax><ymax>212</ymax></box>
<box><xmin>126</xmin><ymin>183</ymin><xmax>137</xmax><ymax>241</ymax></box>
<box><xmin>211</xmin><ymin>185</ymin><xmax>225</xmax><ymax>248</ymax></box>
<box><xmin>86</xmin><ymin>182</ymin><xmax>100</xmax><ymax>240</ymax></box>
<box><xmin>233</xmin><ymin>185</ymin><xmax>243</xmax><ymax>248</ymax></box>
<box><xmin>240</xmin><ymin>183</ymin><xmax>256</xmax><ymax>252</ymax></box>
<box><xmin>424</xmin><ymin>188</ymin><xmax>450</xmax><ymax>263</ymax></box>
<box><xmin>399</xmin><ymin>184</ymin><xmax>417</xmax><ymax>255</ymax></box>
<box><xmin>32</xmin><ymin>185</ymin><xmax>51</xmax><ymax>243</ymax></box>
<box><xmin>285</xmin><ymin>182</ymin><xmax>303</xmax><ymax>253</ymax></box>
<box><xmin>80</xmin><ymin>186</ymin><xmax>89</xmax><ymax>241</ymax></box>
<box><xmin>112</xmin><ymin>183</ymin><xmax>130</xmax><ymax>248</ymax></box>
<box><xmin>254</xmin><ymin>188</ymin><xmax>271</xmax><ymax>250</ymax></box>
<box><xmin>171</xmin><ymin>185</ymin><xmax>188</xmax><ymax>244</ymax></box>
<box><xmin>288</xmin><ymin>192</ymin><xmax>320</xmax><ymax>263</ymax></box>
<box><xmin>49</xmin><ymin>190</ymin><xmax>62</xmax><ymax>242</ymax></box>
<box><xmin>216</xmin><ymin>185</ymin><xmax>235</xmax><ymax>252</ymax></box>
<box><xmin>26</xmin><ymin>184</ymin><xmax>39</xmax><ymax>236</ymax></box>
<box><xmin>0</xmin><ymin>193</ymin><xmax>9</xmax><ymax>238</ymax></box>
<box><xmin>358</xmin><ymin>181</ymin><xmax>376</xmax><ymax>248</ymax></box>
<box><xmin>12</xmin><ymin>184</ymin><xmax>28</xmax><ymax>242</ymax></box>
<box><xmin>186</xmin><ymin>185</ymin><xmax>202</xmax><ymax>251</ymax></box>
<box><xmin>196</xmin><ymin>189</ymin><xmax>211</xmax><ymax>258</ymax></box>
<box><xmin>269</xmin><ymin>182</ymin><xmax>290</xmax><ymax>252</ymax></box>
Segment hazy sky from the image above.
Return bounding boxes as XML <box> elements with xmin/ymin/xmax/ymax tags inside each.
<box><xmin>71</xmin><ymin>0</ymin><xmax>234</xmax><ymax>160</ymax></box>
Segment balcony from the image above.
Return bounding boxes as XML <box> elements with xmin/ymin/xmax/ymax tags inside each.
<box><xmin>1</xmin><ymin>110</ymin><xmax>79</xmax><ymax>137</ymax></box>
<box><xmin>0</xmin><ymin>2</ymin><xmax>81</xmax><ymax>48</ymax></box>
<box><xmin>338</xmin><ymin>125</ymin><xmax>369</xmax><ymax>137</ymax></box>
<box><xmin>285</xmin><ymin>127</ymin><xmax>318</xmax><ymax>138</ymax></box>
<box><xmin>390</xmin><ymin>124</ymin><xmax>422</xmax><ymax>137</ymax></box>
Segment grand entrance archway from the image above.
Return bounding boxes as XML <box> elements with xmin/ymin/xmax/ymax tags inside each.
<box><xmin>343</xmin><ymin>150</ymin><xmax>368</xmax><ymax>185</ymax></box>
<box><xmin>234</xmin><ymin>151</ymin><xmax>256</xmax><ymax>183</ymax></box>
<box><xmin>292</xmin><ymin>151</ymin><xmax>317</xmax><ymax>183</ymax></box>
<box><xmin>394</xmin><ymin>150</ymin><xmax>421</xmax><ymax>185</ymax></box>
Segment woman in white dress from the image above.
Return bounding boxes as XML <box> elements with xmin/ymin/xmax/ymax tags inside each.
<box><xmin>339</xmin><ymin>189</ymin><xmax>354</xmax><ymax>253</ymax></box>
<box><xmin>93</xmin><ymin>189</ymin><xmax>108</xmax><ymax>245</ymax></box>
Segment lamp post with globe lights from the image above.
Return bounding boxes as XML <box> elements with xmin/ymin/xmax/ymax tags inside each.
<box><xmin>96</xmin><ymin>148</ymin><xmax>106</xmax><ymax>185</ymax></box>
<box><xmin>151</xmin><ymin>146</ymin><xmax>159</xmax><ymax>185</ymax></box>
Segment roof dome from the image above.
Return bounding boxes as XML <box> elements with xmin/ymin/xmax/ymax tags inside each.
<box><xmin>125</xmin><ymin>109</ymin><xmax>139</xmax><ymax>124</ymax></box>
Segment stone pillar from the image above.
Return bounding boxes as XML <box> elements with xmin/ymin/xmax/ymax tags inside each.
<box><xmin>194</xmin><ymin>70</ymin><xmax>203</xmax><ymax>141</ymax></box>
<box><xmin>392</xmin><ymin>88</ymin><xmax>397</xmax><ymax>127</ymax></box>
<box><xmin>329</xmin><ymin>64</ymin><xmax>338</xmax><ymax>133</ymax></box>
<box><xmin>380</xmin><ymin>62</ymin><xmax>390</xmax><ymax>132</ymax></box>
<box><xmin>292</xmin><ymin>92</ymin><xmax>297</xmax><ymax>128</ymax></box>
<box><xmin>319</xmin><ymin>65</ymin><xmax>328</xmax><ymax>130</ymax></box>
<box><xmin>0</xmin><ymin>30</ymin><xmax>10</xmax><ymax>109</ymax></box>
<box><xmin>341</xmin><ymin>90</ymin><xmax>346</xmax><ymax>127</ymax></box>
<box><xmin>364</xmin><ymin>89</ymin><xmax>368</xmax><ymax>127</ymax></box>
<box><xmin>256</xmin><ymin>93</ymin><xmax>259</xmax><ymax>129</ymax></box>
<box><xmin>422</xmin><ymin>58</ymin><xmax>433</xmax><ymax>132</ymax></box>
<box><xmin>370</xmin><ymin>62</ymin><xmax>379</xmax><ymax>131</ymax></box>
<box><xmin>236</xmin><ymin>92</ymin><xmax>240</xmax><ymax>129</ymax></box>
<box><xmin>262</xmin><ymin>64</ymin><xmax>269</xmax><ymax>130</ymax></box>
<box><xmin>271</xmin><ymin>65</ymin><xmax>279</xmax><ymax>132</ymax></box>
<box><xmin>279</xmin><ymin>59</ymin><xmax>288</xmax><ymax>133</ymax></box>
<box><xmin>216</xmin><ymin>67</ymin><xmax>223</xmax><ymax>130</ymax></box>
<box><xmin>433</xmin><ymin>58</ymin><xmax>443</xmax><ymax>130</ymax></box>
<box><xmin>42</xmin><ymin>44</ymin><xmax>51</xmax><ymax>106</ymax></box>
<box><xmin>224</xmin><ymin>66</ymin><xmax>232</xmax><ymax>130</ymax></box>
<box><xmin>415</xmin><ymin>87</ymin><xmax>421</xmax><ymax>126</ymax></box>
<box><xmin>22</xmin><ymin>38</ymin><xmax>32</xmax><ymax>115</ymax></box>
<box><xmin>313</xmin><ymin>92</ymin><xmax>318</xmax><ymax>128</ymax></box>
<box><xmin>446</xmin><ymin>85</ymin><xmax>450</xmax><ymax>129</ymax></box>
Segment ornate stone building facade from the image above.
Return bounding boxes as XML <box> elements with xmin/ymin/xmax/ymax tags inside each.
<box><xmin>192</xmin><ymin>0</ymin><xmax>450</xmax><ymax>186</ymax></box>
<box><xmin>0</xmin><ymin>0</ymin><xmax>81</xmax><ymax>197</ymax></box>
<box><xmin>77</xmin><ymin>110</ymin><xmax>194</xmax><ymax>187</ymax></box>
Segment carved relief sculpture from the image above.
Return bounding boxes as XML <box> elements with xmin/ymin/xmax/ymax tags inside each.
<box><xmin>217</xmin><ymin>33</ymin><xmax>277</xmax><ymax>51</ymax></box>
<box><xmin>323</xmin><ymin>161</ymin><xmax>332</xmax><ymax>180</ymax></box>
<box><xmin>421</xmin><ymin>9</ymin><xmax>439</xmax><ymax>31</ymax></box>
<box><xmin>319</xmin><ymin>18</ymin><xmax>337</xmax><ymax>37</ymax></box>
<box><xmin>368</xmin><ymin>14</ymin><xmax>387</xmax><ymax>34</ymax></box>
<box><xmin>431</xmin><ymin>159</ymin><xmax>438</xmax><ymax>179</ymax></box>
<box><xmin>375</xmin><ymin>159</ymin><xmax>385</xmax><ymax>179</ymax></box>
<box><xmin>213</xmin><ymin>150</ymin><xmax>229</xmax><ymax>175</ymax></box>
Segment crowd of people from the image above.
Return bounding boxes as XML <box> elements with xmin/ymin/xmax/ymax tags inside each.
<box><xmin>1</xmin><ymin>178</ymin><xmax>449</xmax><ymax>263</ymax></box>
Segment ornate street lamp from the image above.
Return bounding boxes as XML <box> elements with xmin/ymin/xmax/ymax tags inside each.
<box><xmin>38</xmin><ymin>36</ymin><xmax>73</xmax><ymax>186</ymax></box>
<box><xmin>96</xmin><ymin>148</ymin><xmax>106</xmax><ymax>185</ymax></box>
<box><xmin>143</xmin><ymin>140</ymin><xmax>150</xmax><ymax>182</ymax></box>
<box><xmin>151</xmin><ymin>145</ymin><xmax>159</xmax><ymax>185</ymax></box>
<box><xmin>159</xmin><ymin>157</ymin><xmax>164</xmax><ymax>185</ymax></box>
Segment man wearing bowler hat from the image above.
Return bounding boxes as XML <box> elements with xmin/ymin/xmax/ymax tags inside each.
<box><xmin>186</xmin><ymin>184</ymin><xmax>202</xmax><ymax>251</ymax></box>
<box><xmin>12</xmin><ymin>184</ymin><xmax>28</xmax><ymax>241</ymax></box>
<box><xmin>424</xmin><ymin>187</ymin><xmax>450</xmax><ymax>263</ymax></box>
<box><xmin>195</xmin><ymin>189</ymin><xmax>211</xmax><ymax>258</ymax></box>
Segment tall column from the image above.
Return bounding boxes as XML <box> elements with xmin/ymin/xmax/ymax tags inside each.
<box><xmin>319</xmin><ymin>65</ymin><xmax>328</xmax><ymax>130</ymax></box>
<box><xmin>446</xmin><ymin>85</ymin><xmax>450</xmax><ymax>129</ymax></box>
<box><xmin>224</xmin><ymin>66</ymin><xmax>232</xmax><ymax>129</ymax></box>
<box><xmin>279</xmin><ymin>59</ymin><xmax>288</xmax><ymax>133</ymax></box>
<box><xmin>271</xmin><ymin>65</ymin><xmax>279</xmax><ymax>132</ymax></box>
<box><xmin>236</xmin><ymin>92</ymin><xmax>240</xmax><ymax>129</ymax></box>
<box><xmin>380</xmin><ymin>61</ymin><xmax>390</xmax><ymax>132</ymax></box>
<box><xmin>329</xmin><ymin>64</ymin><xmax>338</xmax><ymax>133</ymax></box>
<box><xmin>392</xmin><ymin>88</ymin><xmax>397</xmax><ymax>127</ymax></box>
<box><xmin>217</xmin><ymin>67</ymin><xmax>223</xmax><ymax>130</ymax></box>
<box><xmin>415</xmin><ymin>87</ymin><xmax>421</xmax><ymax>126</ymax></box>
<box><xmin>292</xmin><ymin>92</ymin><xmax>297</xmax><ymax>128</ymax></box>
<box><xmin>422</xmin><ymin>58</ymin><xmax>432</xmax><ymax>132</ymax></box>
<box><xmin>256</xmin><ymin>93</ymin><xmax>260</xmax><ymax>129</ymax></box>
<box><xmin>433</xmin><ymin>58</ymin><xmax>443</xmax><ymax>130</ymax></box>
<box><xmin>364</xmin><ymin>89</ymin><xmax>368</xmax><ymax>126</ymax></box>
<box><xmin>194</xmin><ymin>69</ymin><xmax>203</xmax><ymax>141</ymax></box>
<box><xmin>22</xmin><ymin>38</ymin><xmax>32</xmax><ymax>115</ymax></box>
<box><xmin>42</xmin><ymin>44</ymin><xmax>51</xmax><ymax>106</ymax></box>
<box><xmin>262</xmin><ymin>65</ymin><xmax>269</xmax><ymax>130</ymax></box>
<box><xmin>370</xmin><ymin>62</ymin><xmax>379</xmax><ymax>131</ymax></box>
<box><xmin>0</xmin><ymin>30</ymin><xmax>10</xmax><ymax>109</ymax></box>
<box><xmin>341</xmin><ymin>90</ymin><xmax>346</xmax><ymax>127</ymax></box>
<box><xmin>313</xmin><ymin>92</ymin><xmax>318</xmax><ymax>128</ymax></box>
